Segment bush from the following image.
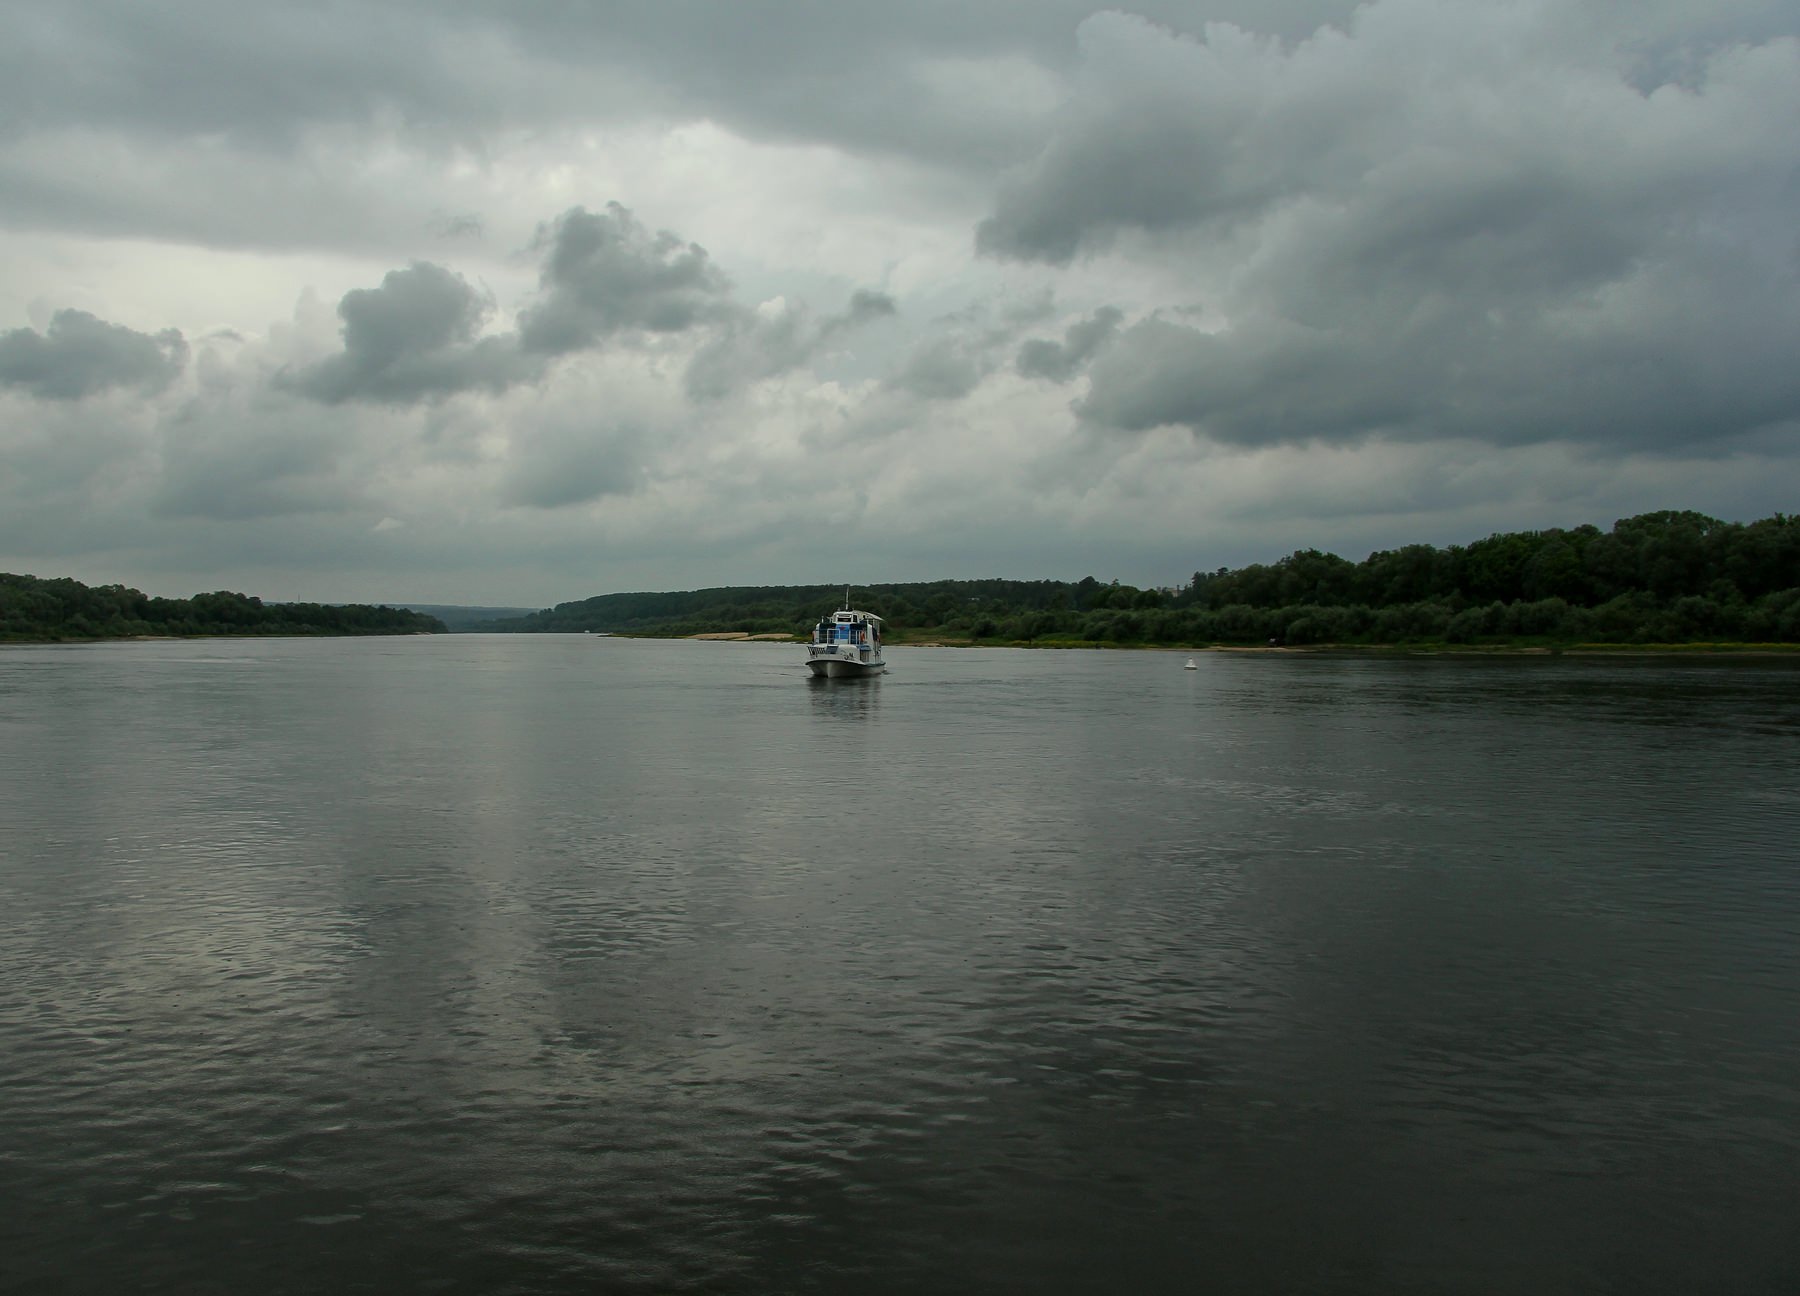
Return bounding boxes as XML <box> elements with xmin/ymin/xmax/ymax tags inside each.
<box><xmin>1372</xmin><ymin>601</ymin><xmax>1453</xmax><ymax>642</ymax></box>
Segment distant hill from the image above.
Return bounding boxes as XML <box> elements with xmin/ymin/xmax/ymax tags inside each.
<box><xmin>394</xmin><ymin>604</ymin><xmax>540</xmax><ymax>632</ymax></box>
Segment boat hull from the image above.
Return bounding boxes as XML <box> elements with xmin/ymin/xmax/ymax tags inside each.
<box><xmin>807</xmin><ymin>655</ymin><xmax>885</xmax><ymax>678</ymax></box>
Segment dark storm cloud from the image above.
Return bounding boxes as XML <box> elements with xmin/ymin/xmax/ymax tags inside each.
<box><xmin>974</xmin><ymin>12</ymin><xmax>1323</xmax><ymax>265</ymax></box>
<box><xmin>281</xmin><ymin>261</ymin><xmax>527</xmax><ymax>404</ymax></box>
<box><xmin>477</xmin><ymin>2</ymin><xmax>1365</xmax><ymax>169</ymax></box>
<box><xmin>517</xmin><ymin>205</ymin><xmax>736</xmax><ymax>356</ymax></box>
<box><xmin>977</xmin><ymin>7</ymin><xmax>1800</xmax><ymax>266</ymax></box>
<box><xmin>0</xmin><ymin>2</ymin><xmax>1363</xmax><ymax>170</ymax></box>
<box><xmin>7</xmin><ymin>2</ymin><xmax>1793</xmax><ymax>279</ymax></box>
<box><xmin>1017</xmin><ymin>306</ymin><xmax>1123</xmax><ymax>381</ymax></box>
<box><xmin>986</xmin><ymin>8</ymin><xmax>1800</xmax><ymax>452</ymax></box>
<box><xmin>0</xmin><ymin>309</ymin><xmax>187</xmax><ymax>400</ymax></box>
<box><xmin>1</xmin><ymin>2</ymin><xmax>468</xmax><ymax>149</ymax></box>
<box><xmin>1080</xmin><ymin>268</ymin><xmax>1800</xmax><ymax>451</ymax></box>
<box><xmin>1077</xmin><ymin>316</ymin><xmax>1427</xmax><ymax>444</ymax></box>
<box><xmin>0</xmin><ymin>5</ymin><xmax>1404</xmax><ymax>277</ymax></box>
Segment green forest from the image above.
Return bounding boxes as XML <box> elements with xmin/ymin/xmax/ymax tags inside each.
<box><xmin>7</xmin><ymin>510</ymin><xmax>1795</xmax><ymax>647</ymax></box>
<box><xmin>0</xmin><ymin>574</ymin><xmax>446</xmax><ymax>641</ymax></box>
<box><xmin>496</xmin><ymin>510</ymin><xmax>1800</xmax><ymax>648</ymax></box>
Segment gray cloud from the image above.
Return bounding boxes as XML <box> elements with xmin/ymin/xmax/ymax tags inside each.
<box><xmin>982</xmin><ymin>8</ymin><xmax>1800</xmax><ymax>453</ymax></box>
<box><xmin>978</xmin><ymin>8</ymin><xmax>1800</xmax><ymax>264</ymax></box>
<box><xmin>0</xmin><ymin>3</ymin><xmax>1394</xmax><ymax>279</ymax></box>
<box><xmin>888</xmin><ymin>337</ymin><xmax>985</xmax><ymax>402</ymax></box>
<box><xmin>335</xmin><ymin>261</ymin><xmax>483</xmax><ymax>359</ymax></box>
<box><xmin>281</xmin><ymin>261</ymin><xmax>527</xmax><ymax>404</ymax></box>
<box><xmin>275</xmin><ymin>209</ymin><xmax>893</xmax><ymax>410</ymax></box>
<box><xmin>1017</xmin><ymin>306</ymin><xmax>1123</xmax><ymax>381</ymax></box>
<box><xmin>152</xmin><ymin>397</ymin><xmax>362</xmax><ymax>522</ymax></box>
<box><xmin>683</xmin><ymin>310</ymin><xmax>810</xmax><ymax>403</ymax></box>
<box><xmin>825</xmin><ymin>289</ymin><xmax>899</xmax><ymax>334</ymax></box>
<box><xmin>975</xmin><ymin>13</ymin><xmax>1288</xmax><ymax>265</ymax></box>
<box><xmin>1078</xmin><ymin>315</ymin><xmax>1427</xmax><ymax>444</ymax></box>
<box><xmin>518</xmin><ymin>205</ymin><xmax>736</xmax><ymax>356</ymax></box>
<box><xmin>2</xmin><ymin>3</ymin><xmax>476</xmax><ymax>151</ymax></box>
<box><xmin>685</xmin><ymin>288</ymin><xmax>898</xmax><ymax>400</ymax></box>
<box><xmin>0</xmin><ymin>309</ymin><xmax>187</xmax><ymax>399</ymax></box>
<box><xmin>503</xmin><ymin>419</ymin><xmax>649</xmax><ymax>510</ymax></box>
<box><xmin>6</xmin><ymin>2</ymin><xmax>1792</xmax><ymax>270</ymax></box>
<box><xmin>279</xmin><ymin>205</ymin><xmax>741</xmax><ymax>407</ymax></box>
<box><xmin>0</xmin><ymin>3</ymin><xmax>1365</xmax><ymax>172</ymax></box>
<box><xmin>1080</xmin><ymin>260</ymin><xmax>1800</xmax><ymax>451</ymax></box>
<box><xmin>877</xmin><ymin>298</ymin><xmax>1045</xmax><ymax>404</ymax></box>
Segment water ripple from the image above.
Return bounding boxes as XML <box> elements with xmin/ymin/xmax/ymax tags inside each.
<box><xmin>2</xmin><ymin>641</ymin><xmax>1797</xmax><ymax>1293</ymax></box>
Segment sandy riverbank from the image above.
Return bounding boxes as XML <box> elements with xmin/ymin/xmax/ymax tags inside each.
<box><xmin>686</xmin><ymin>632</ymin><xmax>798</xmax><ymax>641</ymax></box>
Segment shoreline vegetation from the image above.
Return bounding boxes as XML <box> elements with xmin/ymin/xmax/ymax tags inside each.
<box><xmin>0</xmin><ymin>575</ymin><xmax>445</xmax><ymax>642</ymax></box>
<box><xmin>506</xmin><ymin>510</ymin><xmax>1799</xmax><ymax>652</ymax></box>
<box><xmin>6</xmin><ymin>510</ymin><xmax>1795</xmax><ymax>650</ymax></box>
<box><xmin>680</xmin><ymin>631</ymin><xmax>1799</xmax><ymax>656</ymax></box>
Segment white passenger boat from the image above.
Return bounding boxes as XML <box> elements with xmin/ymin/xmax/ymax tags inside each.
<box><xmin>805</xmin><ymin>602</ymin><xmax>886</xmax><ymax>678</ymax></box>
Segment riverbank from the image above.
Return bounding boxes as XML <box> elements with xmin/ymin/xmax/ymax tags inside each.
<box><xmin>684</xmin><ymin>631</ymin><xmax>795</xmax><ymax>641</ymax></box>
<box><xmin>13</xmin><ymin>630</ymin><xmax>1791</xmax><ymax>656</ymax></box>
<box><xmin>671</xmin><ymin>631</ymin><xmax>1799</xmax><ymax>655</ymax></box>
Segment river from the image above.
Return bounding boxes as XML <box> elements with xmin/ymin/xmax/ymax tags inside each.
<box><xmin>2</xmin><ymin>636</ymin><xmax>1796</xmax><ymax>1293</ymax></box>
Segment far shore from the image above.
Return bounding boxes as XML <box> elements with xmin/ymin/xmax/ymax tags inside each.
<box><xmin>676</xmin><ymin>632</ymin><xmax>1797</xmax><ymax>656</ymax></box>
<box><xmin>686</xmin><ymin>631</ymin><xmax>797</xmax><ymax>641</ymax></box>
<box><xmin>7</xmin><ymin>632</ymin><xmax>1791</xmax><ymax>657</ymax></box>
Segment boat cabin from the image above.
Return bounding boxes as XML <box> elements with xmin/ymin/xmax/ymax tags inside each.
<box><xmin>812</xmin><ymin>609</ymin><xmax>882</xmax><ymax>647</ymax></box>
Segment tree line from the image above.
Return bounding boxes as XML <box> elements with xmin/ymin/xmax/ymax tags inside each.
<box><xmin>497</xmin><ymin>510</ymin><xmax>1798</xmax><ymax>646</ymax></box>
<box><xmin>1168</xmin><ymin>510</ymin><xmax>1797</xmax><ymax>646</ymax></box>
<box><xmin>490</xmin><ymin>578</ymin><xmax>1077</xmax><ymax>638</ymax></box>
<box><xmin>0</xmin><ymin>574</ymin><xmax>446</xmax><ymax>641</ymax></box>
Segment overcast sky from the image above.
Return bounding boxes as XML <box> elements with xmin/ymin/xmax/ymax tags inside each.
<box><xmin>3</xmin><ymin>0</ymin><xmax>1796</xmax><ymax>607</ymax></box>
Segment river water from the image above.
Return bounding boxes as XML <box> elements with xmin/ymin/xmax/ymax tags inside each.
<box><xmin>2</xmin><ymin>636</ymin><xmax>1796</xmax><ymax>1294</ymax></box>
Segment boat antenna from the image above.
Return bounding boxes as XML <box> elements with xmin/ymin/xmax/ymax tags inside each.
<box><xmin>843</xmin><ymin>585</ymin><xmax>850</xmax><ymax>611</ymax></box>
